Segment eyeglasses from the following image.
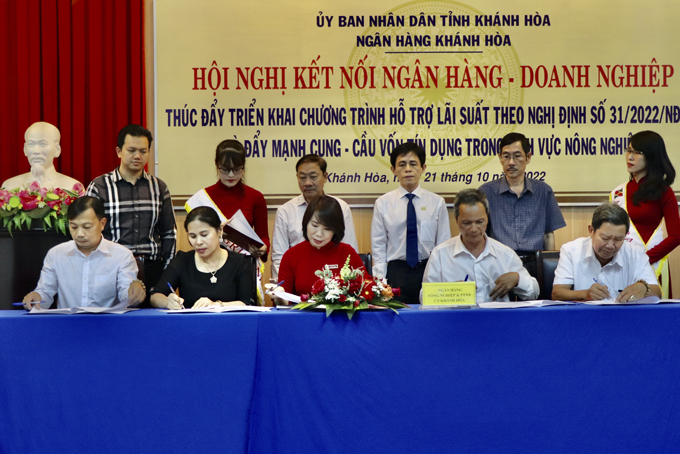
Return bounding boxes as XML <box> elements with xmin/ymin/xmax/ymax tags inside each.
<box><xmin>625</xmin><ymin>148</ymin><xmax>643</xmax><ymax>156</ymax></box>
<box><xmin>500</xmin><ymin>153</ymin><xmax>525</xmax><ymax>162</ymax></box>
<box><xmin>218</xmin><ymin>166</ymin><xmax>243</xmax><ymax>175</ymax></box>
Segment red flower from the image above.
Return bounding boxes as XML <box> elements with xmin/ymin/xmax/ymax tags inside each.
<box><xmin>300</xmin><ymin>294</ymin><xmax>309</xmax><ymax>302</ymax></box>
<box><xmin>19</xmin><ymin>192</ymin><xmax>39</xmax><ymax>210</ymax></box>
<box><xmin>392</xmin><ymin>287</ymin><xmax>401</xmax><ymax>297</ymax></box>
<box><xmin>72</xmin><ymin>182</ymin><xmax>85</xmax><ymax>195</ymax></box>
<box><xmin>353</xmin><ymin>300</ymin><xmax>359</xmax><ymax>307</ymax></box>
<box><xmin>28</xmin><ymin>181</ymin><xmax>41</xmax><ymax>192</ymax></box>
<box><xmin>348</xmin><ymin>279</ymin><xmax>361</xmax><ymax>293</ymax></box>
<box><xmin>46</xmin><ymin>199</ymin><xmax>61</xmax><ymax>209</ymax></box>
<box><xmin>339</xmin><ymin>294</ymin><xmax>347</xmax><ymax>302</ymax></box>
<box><xmin>311</xmin><ymin>278</ymin><xmax>326</xmax><ymax>295</ymax></box>
<box><xmin>363</xmin><ymin>288</ymin><xmax>375</xmax><ymax>302</ymax></box>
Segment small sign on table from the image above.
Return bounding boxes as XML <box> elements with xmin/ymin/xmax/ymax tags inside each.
<box><xmin>421</xmin><ymin>282</ymin><xmax>476</xmax><ymax>309</ymax></box>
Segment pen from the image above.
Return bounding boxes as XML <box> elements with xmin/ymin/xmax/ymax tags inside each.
<box><xmin>464</xmin><ymin>275</ymin><xmax>469</xmax><ymax>282</ymax></box>
<box><xmin>266</xmin><ymin>280</ymin><xmax>285</xmax><ymax>294</ymax></box>
<box><xmin>13</xmin><ymin>301</ymin><xmax>44</xmax><ymax>306</ymax></box>
<box><xmin>167</xmin><ymin>283</ymin><xmax>184</xmax><ymax>309</ymax></box>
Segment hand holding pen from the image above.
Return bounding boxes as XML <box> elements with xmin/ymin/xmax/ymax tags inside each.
<box><xmin>167</xmin><ymin>283</ymin><xmax>185</xmax><ymax>310</ymax></box>
<box><xmin>589</xmin><ymin>278</ymin><xmax>611</xmax><ymax>301</ymax></box>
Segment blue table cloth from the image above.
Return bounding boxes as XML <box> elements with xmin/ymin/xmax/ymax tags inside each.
<box><xmin>248</xmin><ymin>305</ymin><xmax>680</xmax><ymax>454</ymax></box>
<box><xmin>0</xmin><ymin>310</ymin><xmax>259</xmax><ymax>454</ymax></box>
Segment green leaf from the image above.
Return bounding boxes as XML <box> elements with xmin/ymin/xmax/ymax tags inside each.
<box><xmin>346</xmin><ymin>308</ymin><xmax>356</xmax><ymax>320</ymax></box>
<box><xmin>325</xmin><ymin>306</ymin><xmax>335</xmax><ymax>317</ymax></box>
<box><xmin>43</xmin><ymin>214</ymin><xmax>53</xmax><ymax>227</ymax></box>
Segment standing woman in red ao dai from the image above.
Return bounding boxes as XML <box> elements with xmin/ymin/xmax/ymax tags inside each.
<box><xmin>610</xmin><ymin>131</ymin><xmax>680</xmax><ymax>297</ymax></box>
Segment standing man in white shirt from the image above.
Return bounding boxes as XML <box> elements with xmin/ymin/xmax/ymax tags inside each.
<box><xmin>552</xmin><ymin>202</ymin><xmax>660</xmax><ymax>303</ymax></box>
<box><xmin>271</xmin><ymin>154</ymin><xmax>358</xmax><ymax>280</ymax></box>
<box><xmin>422</xmin><ymin>189</ymin><xmax>539</xmax><ymax>303</ymax></box>
<box><xmin>23</xmin><ymin>196</ymin><xmax>146</xmax><ymax>309</ymax></box>
<box><xmin>371</xmin><ymin>143</ymin><xmax>451</xmax><ymax>304</ymax></box>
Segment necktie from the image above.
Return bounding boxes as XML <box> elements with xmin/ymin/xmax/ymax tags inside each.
<box><xmin>406</xmin><ymin>193</ymin><xmax>418</xmax><ymax>268</ymax></box>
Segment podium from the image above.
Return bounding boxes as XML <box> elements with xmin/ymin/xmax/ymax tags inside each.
<box><xmin>0</xmin><ymin>227</ymin><xmax>71</xmax><ymax>310</ymax></box>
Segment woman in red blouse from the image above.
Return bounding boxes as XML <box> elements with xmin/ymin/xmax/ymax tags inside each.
<box><xmin>278</xmin><ymin>196</ymin><xmax>365</xmax><ymax>297</ymax></box>
<box><xmin>186</xmin><ymin>140</ymin><xmax>270</xmax><ymax>303</ymax></box>
<box><xmin>610</xmin><ymin>131</ymin><xmax>679</xmax><ymax>296</ymax></box>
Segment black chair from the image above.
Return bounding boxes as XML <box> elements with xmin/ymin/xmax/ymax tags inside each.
<box><xmin>358</xmin><ymin>253</ymin><xmax>373</xmax><ymax>276</ymax></box>
<box><xmin>536</xmin><ymin>250</ymin><xmax>560</xmax><ymax>300</ymax></box>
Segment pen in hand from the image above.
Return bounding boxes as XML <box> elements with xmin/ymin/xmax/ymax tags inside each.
<box><xmin>265</xmin><ymin>280</ymin><xmax>285</xmax><ymax>294</ymax></box>
<box><xmin>13</xmin><ymin>301</ymin><xmax>44</xmax><ymax>307</ymax></box>
<box><xmin>167</xmin><ymin>283</ymin><xmax>185</xmax><ymax>309</ymax></box>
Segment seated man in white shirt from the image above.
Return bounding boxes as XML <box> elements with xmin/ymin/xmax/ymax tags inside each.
<box><xmin>271</xmin><ymin>154</ymin><xmax>358</xmax><ymax>280</ymax></box>
<box><xmin>422</xmin><ymin>189</ymin><xmax>538</xmax><ymax>303</ymax></box>
<box><xmin>22</xmin><ymin>196</ymin><xmax>146</xmax><ymax>309</ymax></box>
<box><xmin>372</xmin><ymin>143</ymin><xmax>451</xmax><ymax>304</ymax></box>
<box><xmin>552</xmin><ymin>202</ymin><xmax>660</xmax><ymax>303</ymax></box>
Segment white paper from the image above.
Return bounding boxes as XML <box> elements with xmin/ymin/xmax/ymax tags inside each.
<box><xmin>580</xmin><ymin>296</ymin><xmax>661</xmax><ymax>305</ymax></box>
<box><xmin>28</xmin><ymin>301</ymin><xmax>135</xmax><ymax>315</ymax></box>
<box><xmin>228</xmin><ymin>209</ymin><xmax>264</xmax><ymax>245</ymax></box>
<box><xmin>162</xmin><ymin>305</ymin><xmax>272</xmax><ymax>313</ymax></box>
<box><xmin>270</xmin><ymin>291</ymin><xmax>302</xmax><ymax>304</ymax></box>
<box><xmin>478</xmin><ymin>300</ymin><xmax>578</xmax><ymax>309</ymax></box>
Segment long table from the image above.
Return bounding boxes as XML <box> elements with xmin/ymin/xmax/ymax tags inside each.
<box><xmin>2</xmin><ymin>305</ymin><xmax>680</xmax><ymax>453</ymax></box>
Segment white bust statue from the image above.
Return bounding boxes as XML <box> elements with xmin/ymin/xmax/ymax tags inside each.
<box><xmin>1</xmin><ymin>121</ymin><xmax>82</xmax><ymax>191</ymax></box>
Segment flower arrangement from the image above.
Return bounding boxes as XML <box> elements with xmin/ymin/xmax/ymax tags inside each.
<box><xmin>0</xmin><ymin>181</ymin><xmax>85</xmax><ymax>235</ymax></box>
<box><xmin>293</xmin><ymin>256</ymin><xmax>408</xmax><ymax>319</ymax></box>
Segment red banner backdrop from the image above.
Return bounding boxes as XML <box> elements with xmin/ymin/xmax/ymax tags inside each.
<box><xmin>0</xmin><ymin>0</ymin><xmax>146</xmax><ymax>187</ymax></box>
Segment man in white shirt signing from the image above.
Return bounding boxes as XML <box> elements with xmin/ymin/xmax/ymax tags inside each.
<box><xmin>552</xmin><ymin>202</ymin><xmax>660</xmax><ymax>303</ymax></box>
<box><xmin>422</xmin><ymin>189</ymin><xmax>538</xmax><ymax>304</ymax></box>
<box><xmin>23</xmin><ymin>196</ymin><xmax>146</xmax><ymax>309</ymax></box>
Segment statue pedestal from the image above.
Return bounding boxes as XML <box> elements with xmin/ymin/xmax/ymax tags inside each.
<box><xmin>0</xmin><ymin>228</ymin><xmax>71</xmax><ymax>310</ymax></box>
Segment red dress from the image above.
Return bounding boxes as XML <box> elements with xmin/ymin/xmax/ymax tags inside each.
<box><xmin>278</xmin><ymin>241</ymin><xmax>366</xmax><ymax>295</ymax></box>
<box><xmin>204</xmin><ymin>181</ymin><xmax>270</xmax><ymax>251</ymax></box>
<box><xmin>625</xmin><ymin>178</ymin><xmax>680</xmax><ymax>264</ymax></box>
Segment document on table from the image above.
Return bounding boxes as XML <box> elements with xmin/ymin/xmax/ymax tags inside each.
<box><xmin>28</xmin><ymin>301</ymin><xmax>136</xmax><ymax>314</ymax></box>
<box><xmin>581</xmin><ymin>296</ymin><xmax>667</xmax><ymax>305</ymax></box>
<box><xmin>478</xmin><ymin>300</ymin><xmax>578</xmax><ymax>309</ymax></box>
<box><xmin>163</xmin><ymin>306</ymin><xmax>273</xmax><ymax>313</ymax></box>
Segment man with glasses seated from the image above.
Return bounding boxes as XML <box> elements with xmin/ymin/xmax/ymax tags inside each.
<box><xmin>87</xmin><ymin>125</ymin><xmax>177</xmax><ymax>307</ymax></box>
<box><xmin>271</xmin><ymin>154</ymin><xmax>358</xmax><ymax>280</ymax></box>
<box><xmin>479</xmin><ymin>132</ymin><xmax>566</xmax><ymax>276</ymax></box>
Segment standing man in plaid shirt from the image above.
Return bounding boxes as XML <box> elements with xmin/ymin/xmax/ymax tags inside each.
<box><xmin>87</xmin><ymin>124</ymin><xmax>177</xmax><ymax>306</ymax></box>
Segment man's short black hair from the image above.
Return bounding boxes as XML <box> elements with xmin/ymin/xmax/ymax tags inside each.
<box><xmin>390</xmin><ymin>142</ymin><xmax>426</xmax><ymax>168</ymax></box>
<box><xmin>453</xmin><ymin>189</ymin><xmax>490</xmax><ymax>219</ymax></box>
<box><xmin>301</xmin><ymin>195</ymin><xmax>345</xmax><ymax>245</ymax></box>
<box><xmin>296</xmin><ymin>154</ymin><xmax>327</xmax><ymax>173</ymax></box>
<box><xmin>117</xmin><ymin>124</ymin><xmax>153</xmax><ymax>149</ymax></box>
<box><xmin>591</xmin><ymin>202</ymin><xmax>630</xmax><ymax>232</ymax></box>
<box><xmin>499</xmin><ymin>132</ymin><xmax>531</xmax><ymax>156</ymax></box>
<box><xmin>68</xmin><ymin>196</ymin><xmax>105</xmax><ymax>221</ymax></box>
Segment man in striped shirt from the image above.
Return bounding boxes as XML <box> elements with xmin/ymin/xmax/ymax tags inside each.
<box><xmin>87</xmin><ymin>125</ymin><xmax>176</xmax><ymax>306</ymax></box>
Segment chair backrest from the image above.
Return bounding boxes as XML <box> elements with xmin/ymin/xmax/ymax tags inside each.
<box><xmin>358</xmin><ymin>253</ymin><xmax>373</xmax><ymax>276</ymax></box>
<box><xmin>536</xmin><ymin>250</ymin><xmax>560</xmax><ymax>300</ymax></box>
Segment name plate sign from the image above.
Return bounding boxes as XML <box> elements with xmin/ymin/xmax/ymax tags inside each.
<box><xmin>421</xmin><ymin>282</ymin><xmax>476</xmax><ymax>308</ymax></box>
